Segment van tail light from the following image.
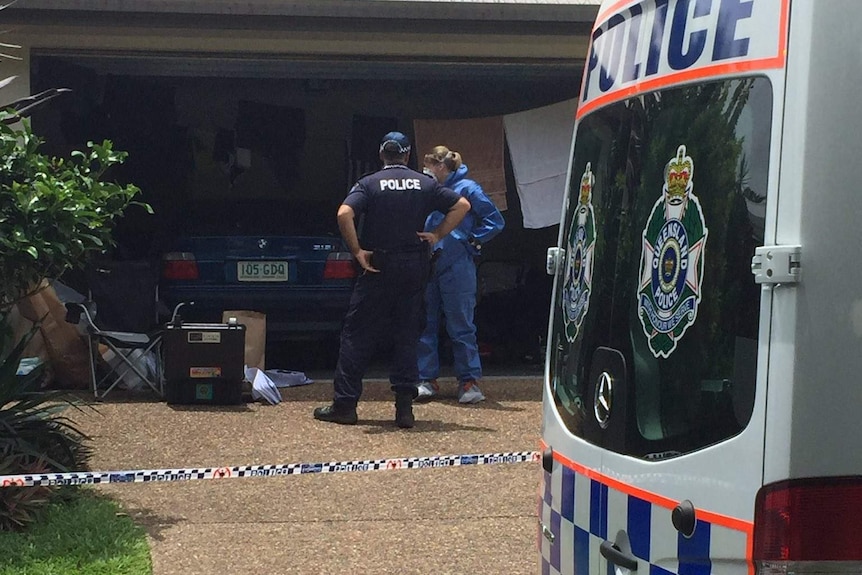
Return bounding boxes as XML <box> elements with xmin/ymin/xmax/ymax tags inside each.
<box><xmin>323</xmin><ymin>252</ymin><xmax>357</xmax><ymax>280</ymax></box>
<box><xmin>754</xmin><ymin>477</ymin><xmax>862</xmax><ymax>573</ymax></box>
<box><xmin>162</xmin><ymin>252</ymin><xmax>199</xmax><ymax>280</ymax></box>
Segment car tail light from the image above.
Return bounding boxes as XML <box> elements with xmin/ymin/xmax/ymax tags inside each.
<box><xmin>754</xmin><ymin>476</ymin><xmax>862</xmax><ymax>573</ymax></box>
<box><xmin>323</xmin><ymin>252</ymin><xmax>357</xmax><ymax>280</ymax></box>
<box><xmin>162</xmin><ymin>252</ymin><xmax>199</xmax><ymax>280</ymax></box>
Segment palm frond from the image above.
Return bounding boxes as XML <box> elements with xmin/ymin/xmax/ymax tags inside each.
<box><xmin>2</xmin><ymin>88</ymin><xmax>72</xmax><ymax>123</ymax></box>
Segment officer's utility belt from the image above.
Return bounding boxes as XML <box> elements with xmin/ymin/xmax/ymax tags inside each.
<box><xmin>373</xmin><ymin>245</ymin><xmax>429</xmax><ymax>255</ymax></box>
<box><xmin>370</xmin><ymin>245</ymin><xmax>430</xmax><ymax>272</ymax></box>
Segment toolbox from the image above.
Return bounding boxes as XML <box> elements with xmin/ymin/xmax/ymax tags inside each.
<box><xmin>163</xmin><ymin>322</ymin><xmax>246</xmax><ymax>405</ymax></box>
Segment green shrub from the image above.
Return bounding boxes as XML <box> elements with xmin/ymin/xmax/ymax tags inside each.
<box><xmin>0</xmin><ymin>320</ymin><xmax>93</xmax><ymax>531</ymax></box>
<box><xmin>0</xmin><ymin>25</ymin><xmax>143</xmax><ymax>534</ymax></box>
<box><xmin>0</xmin><ymin>110</ymin><xmax>150</xmax><ymax>311</ymax></box>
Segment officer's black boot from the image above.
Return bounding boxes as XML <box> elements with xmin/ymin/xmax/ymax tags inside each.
<box><xmin>394</xmin><ymin>392</ymin><xmax>415</xmax><ymax>429</ymax></box>
<box><xmin>313</xmin><ymin>402</ymin><xmax>358</xmax><ymax>425</ymax></box>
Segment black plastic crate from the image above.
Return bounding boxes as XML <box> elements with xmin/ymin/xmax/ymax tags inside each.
<box><xmin>163</xmin><ymin>323</ymin><xmax>245</xmax><ymax>405</ymax></box>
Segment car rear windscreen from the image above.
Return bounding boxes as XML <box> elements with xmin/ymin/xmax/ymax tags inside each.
<box><xmin>181</xmin><ymin>199</ymin><xmax>341</xmax><ymax>237</ymax></box>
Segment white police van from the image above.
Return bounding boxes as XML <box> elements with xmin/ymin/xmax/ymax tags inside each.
<box><xmin>539</xmin><ymin>1</ymin><xmax>862</xmax><ymax>574</ymax></box>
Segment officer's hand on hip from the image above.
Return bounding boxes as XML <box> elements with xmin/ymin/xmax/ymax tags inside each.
<box><xmin>355</xmin><ymin>249</ymin><xmax>379</xmax><ymax>273</ymax></box>
<box><xmin>417</xmin><ymin>231</ymin><xmax>441</xmax><ymax>245</ymax></box>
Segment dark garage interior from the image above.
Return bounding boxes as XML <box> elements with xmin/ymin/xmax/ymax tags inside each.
<box><xmin>29</xmin><ymin>53</ymin><xmax>577</xmax><ymax>372</ymax></box>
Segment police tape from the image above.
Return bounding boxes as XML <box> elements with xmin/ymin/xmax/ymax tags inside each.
<box><xmin>0</xmin><ymin>451</ymin><xmax>541</xmax><ymax>488</ymax></box>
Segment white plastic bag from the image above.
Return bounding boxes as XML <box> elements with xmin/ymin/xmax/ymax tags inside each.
<box><xmin>244</xmin><ymin>366</ymin><xmax>282</xmax><ymax>405</ymax></box>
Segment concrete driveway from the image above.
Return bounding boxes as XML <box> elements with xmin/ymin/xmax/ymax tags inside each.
<box><xmin>72</xmin><ymin>375</ymin><xmax>544</xmax><ymax>575</ymax></box>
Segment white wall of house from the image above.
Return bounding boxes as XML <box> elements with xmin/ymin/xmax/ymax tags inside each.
<box><xmin>3</xmin><ymin>46</ymin><xmax>31</xmax><ymax>107</ymax></box>
<box><xmin>4</xmin><ymin>1</ymin><xmax>595</xmax><ymax>69</ymax></box>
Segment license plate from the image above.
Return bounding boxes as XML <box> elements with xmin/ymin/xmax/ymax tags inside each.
<box><xmin>237</xmin><ymin>261</ymin><xmax>288</xmax><ymax>282</ymax></box>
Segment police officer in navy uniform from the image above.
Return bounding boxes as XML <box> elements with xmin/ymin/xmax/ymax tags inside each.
<box><xmin>314</xmin><ymin>132</ymin><xmax>470</xmax><ymax>428</ymax></box>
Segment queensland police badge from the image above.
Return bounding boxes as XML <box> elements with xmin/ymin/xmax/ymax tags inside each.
<box><xmin>562</xmin><ymin>163</ymin><xmax>597</xmax><ymax>342</ymax></box>
<box><xmin>637</xmin><ymin>146</ymin><xmax>708</xmax><ymax>358</ymax></box>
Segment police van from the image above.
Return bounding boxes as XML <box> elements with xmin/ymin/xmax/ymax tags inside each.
<box><xmin>539</xmin><ymin>1</ymin><xmax>862</xmax><ymax>574</ymax></box>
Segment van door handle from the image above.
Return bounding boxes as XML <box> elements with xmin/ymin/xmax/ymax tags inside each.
<box><xmin>600</xmin><ymin>540</ymin><xmax>638</xmax><ymax>570</ymax></box>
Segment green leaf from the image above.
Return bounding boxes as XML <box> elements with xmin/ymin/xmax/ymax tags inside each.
<box><xmin>130</xmin><ymin>200</ymin><xmax>154</xmax><ymax>214</ymax></box>
<box><xmin>0</xmin><ymin>118</ymin><xmax>142</xmax><ymax>305</ymax></box>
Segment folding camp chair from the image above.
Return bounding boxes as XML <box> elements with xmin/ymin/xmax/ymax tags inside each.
<box><xmin>64</xmin><ymin>260</ymin><xmax>165</xmax><ymax>399</ymax></box>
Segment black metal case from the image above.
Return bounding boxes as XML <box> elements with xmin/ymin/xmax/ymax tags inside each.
<box><xmin>163</xmin><ymin>323</ymin><xmax>246</xmax><ymax>405</ymax></box>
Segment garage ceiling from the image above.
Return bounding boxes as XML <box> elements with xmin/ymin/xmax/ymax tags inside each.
<box><xmin>36</xmin><ymin>53</ymin><xmax>580</xmax><ymax>81</ymax></box>
<box><xmin>5</xmin><ymin>0</ymin><xmax>600</xmax><ymax>20</ymax></box>
<box><xmin>7</xmin><ymin>1</ymin><xmax>597</xmax><ymax>81</ymax></box>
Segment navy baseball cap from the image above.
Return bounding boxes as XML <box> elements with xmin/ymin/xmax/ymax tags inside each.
<box><xmin>380</xmin><ymin>131</ymin><xmax>411</xmax><ymax>154</ymax></box>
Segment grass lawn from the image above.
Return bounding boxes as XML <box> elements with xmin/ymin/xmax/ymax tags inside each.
<box><xmin>0</xmin><ymin>488</ymin><xmax>151</xmax><ymax>575</ymax></box>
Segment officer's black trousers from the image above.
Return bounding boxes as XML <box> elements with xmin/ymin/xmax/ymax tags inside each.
<box><xmin>333</xmin><ymin>250</ymin><xmax>429</xmax><ymax>406</ymax></box>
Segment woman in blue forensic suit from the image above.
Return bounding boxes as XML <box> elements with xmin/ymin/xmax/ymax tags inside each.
<box><xmin>417</xmin><ymin>146</ymin><xmax>505</xmax><ymax>403</ymax></box>
<box><xmin>313</xmin><ymin>133</ymin><xmax>469</xmax><ymax>428</ymax></box>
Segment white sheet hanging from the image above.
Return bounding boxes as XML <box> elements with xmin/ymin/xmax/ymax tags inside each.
<box><xmin>503</xmin><ymin>99</ymin><xmax>578</xmax><ymax>229</ymax></box>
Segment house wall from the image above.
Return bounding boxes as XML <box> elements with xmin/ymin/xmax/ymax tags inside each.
<box><xmin>3</xmin><ymin>46</ymin><xmax>31</xmax><ymax>109</ymax></box>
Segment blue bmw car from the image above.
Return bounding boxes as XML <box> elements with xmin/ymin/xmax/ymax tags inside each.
<box><xmin>159</xmin><ymin>198</ymin><xmax>356</xmax><ymax>342</ymax></box>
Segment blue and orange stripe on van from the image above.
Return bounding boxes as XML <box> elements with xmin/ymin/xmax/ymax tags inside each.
<box><xmin>538</xmin><ymin>441</ymin><xmax>754</xmax><ymax>575</ymax></box>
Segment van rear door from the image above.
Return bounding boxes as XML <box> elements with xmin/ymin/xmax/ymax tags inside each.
<box><xmin>539</xmin><ymin>1</ymin><xmax>793</xmax><ymax>572</ymax></box>
<box><xmin>543</xmin><ymin>72</ymin><xmax>780</xmax><ymax>574</ymax></box>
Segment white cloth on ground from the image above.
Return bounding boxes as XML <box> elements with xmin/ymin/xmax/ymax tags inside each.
<box><xmin>244</xmin><ymin>367</ymin><xmax>314</xmax><ymax>405</ymax></box>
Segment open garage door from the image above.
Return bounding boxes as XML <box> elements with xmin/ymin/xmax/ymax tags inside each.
<box><xmin>13</xmin><ymin>0</ymin><xmax>597</xmax><ymax>368</ymax></box>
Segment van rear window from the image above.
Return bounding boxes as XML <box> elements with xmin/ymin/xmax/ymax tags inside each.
<box><xmin>549</xmin><ymin>77</ymin><xmax>772</xmax><ymax>459</ymax></box>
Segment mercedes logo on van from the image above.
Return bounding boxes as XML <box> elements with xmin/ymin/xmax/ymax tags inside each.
<box><xmin>594</xmin><ymin>372</ymin><xmax>613</xmax><ymax>428</ymax></box>
<box><xmin>258</xmin><ymin>238</ymin><xmax>268</xmax><ymax>249</ymax></box>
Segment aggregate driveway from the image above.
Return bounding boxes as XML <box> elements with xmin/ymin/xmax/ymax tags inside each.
<box><xmin>72</xmin><ymin>375</ymin><xmax>544</xmax><ymax>575</ymax></box>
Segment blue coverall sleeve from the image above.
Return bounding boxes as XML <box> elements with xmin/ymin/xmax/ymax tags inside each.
<box><xmin>466</xmin><ymin>184</ymin><xmax>505</xmax><ymax>244</ymax></box>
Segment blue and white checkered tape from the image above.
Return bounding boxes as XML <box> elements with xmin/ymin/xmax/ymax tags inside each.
<box><xmin>538</xmin><ymin>454</ymin><xmax>753</xmax><ymax>575</ymax></box>
<box><xmin>0</xmin><ymin>451</ymin><xmax>540</xmax><ymax>488</ymax></box>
